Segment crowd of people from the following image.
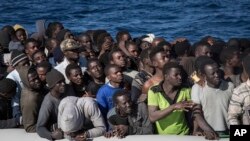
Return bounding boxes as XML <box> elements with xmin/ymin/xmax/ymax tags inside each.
<box><xmin>1</xmin><ymin>20</ymin><xmax>250</xmax><ymax>141</ymax></box>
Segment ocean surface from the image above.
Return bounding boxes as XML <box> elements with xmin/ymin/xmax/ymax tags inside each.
<box><xmin>0</xmin><ymin>0</ymin><xmax>250</xmax><ymax>42</ymax></box>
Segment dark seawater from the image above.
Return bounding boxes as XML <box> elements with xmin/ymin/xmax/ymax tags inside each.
<box><xmin>0</xmin><ymin>0</ymin><xmax>250</xmax><ymax>42</ymax></box>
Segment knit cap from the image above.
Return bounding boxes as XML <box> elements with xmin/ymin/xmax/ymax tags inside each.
<box><xmin>11</xmin><ymin>49</ymin><xmax>28</xmax><ymax>67</ymax></box>
<box><xmin>46</xmin><ymin>69</ymin><xmax>65</xmax><ymax>89</ymax></box>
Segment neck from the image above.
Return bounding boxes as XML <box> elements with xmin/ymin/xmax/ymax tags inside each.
<box><xmin>223</xmin><ymin>65</ymin><xmax>235</xmax><ymax>76</ymax></box>
<box><xmin>117</xmin><ymin>109</ymin><xmax>128</xmax><ymax>117</ymax></box>
<box><xmin>207</xmin><ymin>81</ymin><xmax>220</xmax><ymax>88</ymax></box>
<box><xmin>50</xmin><ymin>90</ymin><xmax>61</xmax><ymax>99</ymax></box>
<box><xmin>154</xmin><ymin>68</ymin><xmax>163</xmax><ymax>77</ymax></box>
<box><xmin>144</xmin><ymin>65</ymin><xmax>154</xmax><ymax>75</ymax></box>
<box><xmin>109</xmin><ymin>81</ymin><xmax>121</xmax><ymax>88</ymax></box>
<box><xmin>162</xmin><ymin>81</ymin><xmax>177</xmax><ymax>94</ymax></box>
<box><xmin>94</xmin><ymin>76</ymin><xmax>105</xmax><ymax>84</ymax></box>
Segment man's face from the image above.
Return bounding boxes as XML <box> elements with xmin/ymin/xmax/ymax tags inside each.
<box><xmin>116</xmin><ymin>95</ymin><xmax>132</xmax><ymax>115</ymax></box>
<box><xmin>107</xmin><ymin>66</ymin><xmax>123</xmax><ymax>83</ymax></box>
<box><xmin>33</xmin><ymin>52</ymin><xmax>46</xmax><ymax>65</ymax></box>
<box><xmin>36</xmin><ymin>67</ymin><xmax>47</xmax><ymax>82</ymax></box>
<box><xmin>165</xmin><ymin>68</ymin><xmax>182</xmax><ymax>87</ymax></box>
<box><xmin>68</xmin><ymin>68</ymin><xmax>83</xmax><ymax>85</ymax></box>
<box><xmin>28</xmin><ymin>72</ymin><xmax>42</xmax><ymax>90</ymax></box>
<box><xmin>230</xmin><ymin>51</ymin><xmax>241</xmax><ymax>67</ymax></box>
<box><xmin>64</xmin><ymin>49</ymin><xmax>80</xmax><ymax>61</ymax></box>
<box><xmin>111</xmin><ymin>51</ymin><xmax>126</xmax><ymax>68</ymax></box>
<box><xmin>153</xmin><ymin>52</ymin><xmax>169</xmax><ymax>69</ymax></box>
<box><xmin>204</xmin><ymin>63</ymin><xmax>221</xmax><ymax>86</ymax></box>
<box><xmin>79</xmin><ymin>36</ymin><xmax>92</xmax><ymax>50</ymax></box>
<box><xmin>53</xmin><ymin>80</ymin><xmax>65</xmax><ymax>94</ymax></box>
<box><xmin>16</xmin><ymin>30</ymin><xmax>27</xmax><ymax>42</ymax></box>
<box><xmin>25</xmin><ymin>42</ymin><xmax>39</xmax><ymax>57</ymax></box>
<box><xmin>127</xmin><ymin>44</ymin><xmax>139</xmax><ymax>58</ymax></box>
<box><xmin>197</xmin><ymin>46</ymin><xmax>212</xmax><ymax>57</ymax></box>
<box><xmin>88</xmin><ymin>61</ymin><xmax>103</xmax><ymax>79</ymax></box>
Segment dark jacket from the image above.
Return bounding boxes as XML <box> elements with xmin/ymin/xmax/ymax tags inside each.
<box><xmin>19</xmin><ymin>67</ymin><xmax>46</xmax><ymax>132</ymax></box>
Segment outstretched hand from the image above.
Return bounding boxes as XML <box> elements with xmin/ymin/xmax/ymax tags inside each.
<box><xmin>173</xmin><ymin>101</ymin><xmax>195</xmax><ymax>112</ymax></box>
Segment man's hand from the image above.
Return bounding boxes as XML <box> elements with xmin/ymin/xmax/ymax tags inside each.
<box><xmin>74</xmin><ymin>132</ymin><xmax>87</xmax><ymax>141</ymax></box>
<box><xmin>51</xmin><ymin>128</ymin><xmax>64</xmax><ymax>140</ymax></box>
<box><xmin>203</xmin><ymin>130</ymin><xmax>219</xmax><ymax>140</ymax></box>
<box><xmin>104</xmin><ymin>131</ymin><xmax>116</xmax><ymax>138</ymax></box>
<box><xmin>173</xmin><ymin>101</ymin><xmax>195</xmax><ymax>112</ymax></box>
<box><xmin>115</xmin><ymin>125</ymin><xmax>129</xmax><ymax>138</ymax></box>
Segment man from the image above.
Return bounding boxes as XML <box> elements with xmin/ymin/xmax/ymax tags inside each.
<box><xmin>58</xmin><ymin>96</ymin><xmax>106</xmax><ymax>141</ymax></box>
<box><xmin>0</xmin><ymin>78</ymin><xmax>22</xmax><ymax>128</ymax></box>
<box><xmin>109</xmin><ymin>48</ymin><xmax>138</xmax><ymax>84</ymax></box>
<box><xmin>194</xmin><ymin>42</ymin><xmax>212</xmax><ymax>58</ymax></box>
<box><xmin>142</xmin><ymin>47</ymin><xmax>169</xmax><ymax>97</ymax></box>
<box><xmin>105</xmin><ymin>90</ymin><xmax>153</xmax><ymax>138</ymax></box>
<box><xmin>36</xmin><ymin>61</ymin><xmax>52</xmax><ymax>85</ymax></box>
<box><xmin>148</xmin><ymin>62</ymin><xmax>194</xmax><ymax>135</ymax></box>
<box><xmin>96</xmin><ymin>64</ymin><xmax>124</xmax><ymax>122</ymax></box>
<box><xmin>36</xmin><ymin>69</ymin><xmax>66</xmax><ymax>140</ymax></box>
<box><xmin>6</xmin><ymin>50</ymin><xmax>29</xmax><ymax>120</ymax></box>
<box><xmin>191</xmin><ymin>59</ymin><xmax>233</xmax><ymax>136</ymax></box>
<box><xmin>220</xmin><ymin>47</ymin><xmax>241</xmax><ymax>87</ymax></box>
<box><xmin>65</xmin><ymin>63</ymin><xmax>87</xmax><ymax>97</ymax></box>
<box><xmin>24</xmin><ymin>38</ymin><xmax>39</xmax><ymax>61</ymax></box>
<box><xmin>131</xmin><ymin>48</ymin><xmax>154</xmax><ymax>102</ymax></box>
<box><xmin>19</xmin><ymin>66</ymin><xmax>47</xmax><ymax>132</ymax></box>
<box><xmin>228</xmin><ymin>55</ymin><xmax>250</xmax><ymax>125</ymax></box>
<box><xmin>55</xmin><ymin>38</ymin><xmax>87</xmax><ymax>83</ymax></box>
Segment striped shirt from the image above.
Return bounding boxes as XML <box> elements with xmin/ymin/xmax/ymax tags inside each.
<box><xmin>228</xmin><ymin>79</ymin><xmax>250</xmax><ymax>125</ymax></box>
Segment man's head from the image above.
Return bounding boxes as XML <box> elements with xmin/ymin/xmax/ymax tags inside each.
<box><xmin>46</xmin><ymin>69</ymin><xmax>65</xmax><ymax>93</ymax></box>
<box><xmin>15</xmin><ymin>28</ymin><xmax>27</xmax><ymax>43</ymax></box>
<box><xmin>60</xmin><ymin>39</ymin><xmax>80</xmax><ymax>62</ymax></box>
<box><xmin>163</xmin><ymin>62</ymin><xmax>183</xmax><ymax>87</ymax></box>
<box><xmin>220</xmin><ymin>47</ymin><xmax>241</xmax><ymax>67</ymax></box>
<box><xmin>31</xmin><ymin>50</ymin><xmax>47</xmax><ymax>65</ymax></box>
<box><xmin>109</xmin><ymin>49</ymin><xmax>126</xmax><ymax>68</ymax></box>
<box><xmin>149</xmin><ymin>47</ymin><xmax>169</xmax><ymax>70</ymax></box>
<box><xmin>77</xmin><ymin>33</ymin><xmax>92</xmax><ymax>50</ymax></box>
<box><xmin>195</xmin><ymin>42</ymin><xmax>212</xmax><ymax>57</ymax></box>
<box><xmin>125</xmin><ymin>41</ymin><xmax>139</xmax><ymax>58</ymax></box>
<box><xmin>87</xmin><ymin>58</ymin><xmax>103</xmax><ymax>79</ymax></box>
<box><xmin>36</xmin><ymin>61</ymin><xmax>52</xmax><ymax>83</ymax></box>
<box><xmin>27</xmin><ymin>68</ymin><xmax>42</xmax><ymax>90</ymax></box>
<box><xmin>113</xmin><ymin>90</ymin><xmax>132</xmax><ymax>116</ymax></box>
<box><xmin>174</xmin><ymin>40</ymin><xmax>191</xmax><ymax>57</ymax></box>
<box><xmin>65</xmin><ymin>63</ymin><xmax>83</xmax><ymax>85</ymax></box>
<box><xmin>152</xmin><ymin>37</ymin><xmax>166</xmax><ymax>48</ymax></box>
<box><xmin>0</xmin><ymin>78</ymin><xmax>17</xmax><ymax>99</ymax></box>
<box><xmin>105</xmin><ymin>64</ymin><xmax>123</xmax><ymax>84</ymax></box>
<box><xmin>11</xmin><ymin>49</ymin><xmax>29</xmax><ymax>68</ymax></box>
<box><xmin>200</xmin><ymin>59</ymin><xmax>221</xmax><ymax>87</ymax></box>
<box><xmin>24</xmin><ymin>38</ymin><xmax>39</xmax><ymax>58</ymax></box>
<box><xmin>157</xmin><ymin>41</ymin><xmax>172</xmax><ymax>58</ymax></box>
<box><xmin>46</xmin><ymin>22</ymin><xmax>64</xmax><ymax>38</ymax></box>
<box><xmin>116</xmin><ymin>30</ymin><xmax>132</xmax><ymax>43</ymax></box>
<box><xmin>139</xmin><ymin>47</ymin><xmax>152</xmax><ymax>67</ymax></box>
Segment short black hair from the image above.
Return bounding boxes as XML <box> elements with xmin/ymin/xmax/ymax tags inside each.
<box><xmin>194</xmin><ymin>42</ymin><xmax>211</xmax><ymax>54</ymax></box>
<box><xmin>104</xmin><ymin>64</ymin><xmax>120</xmax><ymax>76</ymax></box>
<box><xmin>0</xmin><ymin>78</ymin><xmax>17</xmax><ymax>94</ymax></box>
<box><xmin>96</xmin><ymin>32</ymin><xmax>112</xmax><ymax>50</ymax></box>
<box><xmin>174</xmin><ymin>40</ymin><xmax>191</xmax><ymax>56</ymax></box>
<box><xmin>200</xmin><ymin>59</ymin><xmax>217</xmax><ymax>74</ymax></box>
<box><xmin>24</xmin><ymin>38</ymin><xmax>38</xmax><ymax>49</ymax></box>
<box><xmin>86</xmin><ymin>81</ymin><xmax>102</xmax><ymax>96</ymax></box>
<box><xmin>65</xmin><ymin>63</ymin><xmax>81</xmax><ymax>77</ymax></box>
<box><xmin>108</xmin><ymin>48</ymin><xmax>123</xmax><ymax>62</ymax></box>
<box><xmin>112</xmin><ymin>89</ymin><xmax>129</xmax><ymax>105</ymax></box>
<box><xmin>149</xmin><ymin>46</ymin><xmax>165</xmax><ymax>62</ymax></box>
<box><xmin>156</xmin><ymin>41</ymin><xmax>171</xmax><ymax>49</ymax></box>
<box><xmin>36</xmin><ymin>61</ymin><xmax>52</xmax><ymax>72</ymax></box>
<box><xmin>45</xmin><ymin>22</ymin><xmax>64</xmax><ymax>38</ymax></box>
<box><xmin>162</xmin><ymin>62</ymin><xmax>182</xmax><ymax>76</ymax></box>
<box><xmin>219</xmin><ymin>46</ymin><xmax>239</xmax><ymax>65</ymax></box>
<box><xmin>242</xmin><ymin>55</ymin><xmax>250</xmax><ymax>77</ymax></box>
<box><xmin>194</xmin><ymin>56</ymin><xmax>212</xmax><ymax>72</ymax></box>
<box><xmin>116</xmin><ymin>30</ymin><xmax>131</xmax><ymax>43</ymax></box>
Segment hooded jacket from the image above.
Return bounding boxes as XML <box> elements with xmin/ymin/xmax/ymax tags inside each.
<box><xmin>19</xmin><ymin>66</ymin><xmax>46</xmax><ymax>132</ymax></box>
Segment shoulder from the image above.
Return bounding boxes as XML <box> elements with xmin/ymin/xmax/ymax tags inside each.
<box><xmin>233</xmin><ymin>82</ymin><xmax>248</xmax><ymax>95</ymax></box>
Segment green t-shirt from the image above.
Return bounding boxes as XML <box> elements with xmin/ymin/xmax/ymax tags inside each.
<box><xmin>148</xmin><ymin>83</ymin><xmax>191</xmax><ymax>135</ymax></box>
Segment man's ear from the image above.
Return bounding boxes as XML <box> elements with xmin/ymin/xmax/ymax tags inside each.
<box><xmin>25</xmin><ymin>49</ymin><xmax>29</xmax><ymax>54</ymax></box>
